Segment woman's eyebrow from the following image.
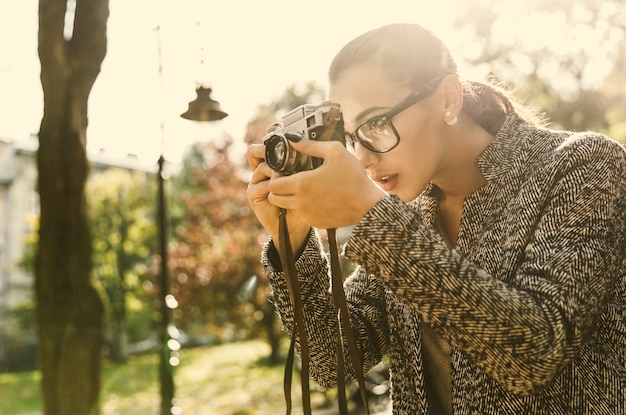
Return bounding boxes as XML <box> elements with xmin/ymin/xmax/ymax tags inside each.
<box><xmin>353</xmin><ymin>106</ymin><xmax>389</xmax><ymax>123</ymax></box>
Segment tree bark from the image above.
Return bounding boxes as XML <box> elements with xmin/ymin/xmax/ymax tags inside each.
<box><xmin>36</xmin><ymin>1</ymin><xmax>109</xmax><ymax>414</ymax></box>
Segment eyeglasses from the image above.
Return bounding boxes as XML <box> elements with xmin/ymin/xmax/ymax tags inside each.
<box><xmin>346</xmin><ymin>75</ymin><xmax>446</xmax><ymax>153</ymax></box>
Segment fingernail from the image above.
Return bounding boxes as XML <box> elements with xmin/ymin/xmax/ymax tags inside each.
<box><xmin>284</xmin><ymin>133</ymin><xmax>303</xmax><ymax>143</ymax></box>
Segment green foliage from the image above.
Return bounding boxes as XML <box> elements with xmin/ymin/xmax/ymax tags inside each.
<box><xmin>87</xmin><ymin>169</ymin><xmax>159</xmax><ymax>358</ymax></box>
<box><xmin>453</xmin><ymin>0</ymin><xmax>626</xmax><ymax>143</ymax></box>
<box><xmin>0</xmin><ymin>301</ymin><xmax>38</xmax><ymax>372</ymax></box>
<box><xmin>17</xmin><ymin>215</ymin><xmax>38</xmax><ymax>275</ymax></box>
<box><xmin>4</xmin><ymin>301</ymin><xmax>36</xmax><ymax>337</ymax></box>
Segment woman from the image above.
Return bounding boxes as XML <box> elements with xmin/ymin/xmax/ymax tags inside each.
<box><xmin>246</xmin><ymin>23</ymin><xmax>626</xmax><ymax>414</ymax></box>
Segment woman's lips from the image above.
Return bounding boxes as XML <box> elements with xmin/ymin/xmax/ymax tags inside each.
<box><xmin>373</xmin><ymin>174</ymin><xmax>398</xmax><ymax>192</ymax></box>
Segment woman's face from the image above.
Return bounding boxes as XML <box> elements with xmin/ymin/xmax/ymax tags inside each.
<box><xmin>330</xmin><ymin>65</ymin><xmax>448</xmax><ymax>203</ymax></box>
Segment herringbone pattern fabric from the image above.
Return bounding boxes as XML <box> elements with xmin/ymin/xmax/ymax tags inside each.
<box><xmin>262</xmin><ymin>112</ymin><xmax>626</xmax><ymax>414</ymax></box>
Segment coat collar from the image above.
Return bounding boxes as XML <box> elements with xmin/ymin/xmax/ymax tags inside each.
<box><xmin>408</xmin><ymin>112</ymin><xmax>527</xmax><ymax>227</ymax></box>
<box><xmin>475</xmin><ymin>112</ymin><xmax>525</xmax><ymax>181</ymax></box>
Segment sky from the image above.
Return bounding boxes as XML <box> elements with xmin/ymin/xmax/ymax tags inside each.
<box><xmin>0</xmin><ymin>0</ymin><xmax>620</xmax><ymax>164</ymax></box>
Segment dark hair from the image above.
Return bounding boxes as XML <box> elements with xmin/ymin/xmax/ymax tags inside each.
<box><xmin>329</xmin><ymin>23</ymin><xmax>543</xmax><ymax>133</ymax></box>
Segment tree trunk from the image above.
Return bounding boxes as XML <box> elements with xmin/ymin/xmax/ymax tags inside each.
<box><xmin>263</xmin><ymin>301</ymin><xmax>282</xmax><ymax>364</ymax></box>
<box><xmin>109</xmin><ymin>311</ymin><xmax>128</xmax><ymax>363</ymax></box>
<box><xmin>36</xmin><ymin>1</ymin><xmax>109</xmax><ymax>414</ymax></box>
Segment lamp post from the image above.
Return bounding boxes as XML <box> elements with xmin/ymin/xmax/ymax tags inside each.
<box><xmin>155</xmin><ymin>10</ymin><xmax>227</xmax><ymax>412</ymax></box>
<box><xmin>154</xmin><ymin>22</ymin><xmax>179</xmax><ymax>415</ymax></box>
<box><xmin>156</xmin><ymin>84</ymin><xmax>228</xmax><ymax>415</ymax></box>
<box><xmin>155</xmin><ymin>81</ymin><xmax>229</xmax><ymax>415</ymax></box>
<box><xmin>157</xmin><ymin>153</ymin><xmax>176</xmax><ymax>415</ymax></box>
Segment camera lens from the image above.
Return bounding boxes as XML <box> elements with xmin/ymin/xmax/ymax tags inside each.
<box><xmin>271</xmin><ymin>140</ymin><xmax>287</xmax><ymax>167</ymax></box>
<box><xmin>264</xmin><ymin>133</ymin><xmax>309</xmax><ymax>174</ymax></box>
<box><xmin>264</xmin><ymin>134</ymin><xmax>289</xmax><ymax>172</ymax></box>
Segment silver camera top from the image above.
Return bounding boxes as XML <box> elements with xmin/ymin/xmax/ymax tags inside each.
<box><xmin>262</xmin><ymin>101</ymin><xmax>344</xmax><ymax>174</ymax></box>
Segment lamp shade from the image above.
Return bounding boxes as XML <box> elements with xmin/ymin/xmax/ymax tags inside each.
<box><xmin>180</xmin><ymin>86</ymin><xmax>228</xmax><ymax>121</ymax></box>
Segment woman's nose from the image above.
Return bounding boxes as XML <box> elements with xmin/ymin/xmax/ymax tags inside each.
<box><xmin>353</xmin><ymin>142</ymin><xmax>379</xmax><ymax>169</ymax></box>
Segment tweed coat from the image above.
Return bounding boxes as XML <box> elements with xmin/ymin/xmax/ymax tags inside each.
<box><xmin>262</xmin><ymin>112</ymin><xmax>626</xmax><ymax>414</ymax></box>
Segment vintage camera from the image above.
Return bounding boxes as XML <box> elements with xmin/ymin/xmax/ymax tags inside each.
<box><xmin>262</xmin><ymin>102</ymin><xmax>345</xmax><ymax>175</ymax></box>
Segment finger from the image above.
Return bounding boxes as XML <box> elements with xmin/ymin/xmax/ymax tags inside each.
<box><xmin>290</xmin><ymin>138</ymin><xmax>344</xmax><ymax>159</ymax></box>
<box><xmin>247</xmin><ymin>172</ymin><xmax>275</xmax><ymax>208</ymax></box>
<box><xmin>247</xmin><ymin>178</ymin><xmax>270</xmax><ymax>202</ymax></box>
<box><xmin>267</xmin><ymin>191</ymin><xmax>291</xmax><ymax>210</ymax></box>
<box><xmin>266</xmin><ymin>173</ymin><xmax>298</xmax><ymax>205</ymax></box>
<box><xmin>248</xmin><ymin>161</ymin><xmax>273</xmax><ymax>185</ymax></box>
<box><xmin>246</xmin><ymin>144</ymin><xmax>266</xmax><ymax>170</ymax></box>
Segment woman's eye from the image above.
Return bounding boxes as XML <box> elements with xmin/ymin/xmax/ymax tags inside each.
<box><xmin>368</xmin><ymin>118</ymin><xmax>388</xmax><ymax>133</ymax></box>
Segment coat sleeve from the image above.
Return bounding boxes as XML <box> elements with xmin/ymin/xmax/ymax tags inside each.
<box><xmin>262</xmin><ymin>230</ymin><xmax>390</xmax><ymax>388</ymax></box>
<box><xmin>344</xmin><ymin>134</ymin><xmax>626</xmax><ymax>395</ymax></box>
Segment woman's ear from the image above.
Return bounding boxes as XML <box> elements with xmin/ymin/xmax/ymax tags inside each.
<box><xmin>439</xmin><ymin>75</ymin><xmax>463</xmax><ymax>125</ymax></box>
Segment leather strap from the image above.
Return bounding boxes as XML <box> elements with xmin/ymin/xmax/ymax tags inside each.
<box><xmin>278</xmin><ymin>209</ymin><xmax>369</xmax><ymax>414</ymax></box>
<box><xmin>279</xmin><ymin>208</ymin><xmax>311</xmax><ymax>415</ymax></box>
<box><xmin>328</xmin><ymin>228</ymin><xmax>370</xmax><ymax>414</ymax></box>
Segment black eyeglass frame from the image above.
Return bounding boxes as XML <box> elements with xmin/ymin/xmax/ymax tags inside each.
<box><xmin>346</xmin><ymin>75</ymin><xmax>447</xmax><ymax>153</ymax></box>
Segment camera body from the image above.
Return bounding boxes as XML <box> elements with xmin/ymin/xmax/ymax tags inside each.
<box><xmin>262</xmin><ymin>102</ymin><xmax>345</xmax><ymax>174</ymax></box>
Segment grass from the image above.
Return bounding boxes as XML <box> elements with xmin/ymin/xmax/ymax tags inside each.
<box><xmin>0</xmin><ymin>340</ymin><xmax>335</xmax><ymax>415</ymax></box>
<box><xmin>0</xmin><ymin>369</ymin><xmax>41</xmax><ymax>415</ymax></box>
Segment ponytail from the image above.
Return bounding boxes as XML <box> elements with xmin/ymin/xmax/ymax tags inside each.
<box><xmin>462</xmin><ymin>78</ymin><xmax>546</xmax><ymax>134</ymax></box>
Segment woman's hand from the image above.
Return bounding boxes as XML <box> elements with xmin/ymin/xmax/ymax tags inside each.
<box><xmin>266</xmin><ymin>139</ymin><xmax>386</xmax><ymax>230</ymax></box>
<box><xmin>246</xmin><ymin>144</ymin><xmax>311</xmax><ymax>252</ymax></box>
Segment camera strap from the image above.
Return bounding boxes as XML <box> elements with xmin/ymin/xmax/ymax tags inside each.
<box><xmin>278</xmin><ymin>208</ymin><xmax>311</xmax><ymax>414</ymax></box>
<box><xmin>278</xmin><ymin>208</ymin><xmax>370</xmax><ymax>415</ymax></box>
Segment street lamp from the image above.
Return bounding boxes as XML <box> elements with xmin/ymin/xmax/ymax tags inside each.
<box><xmin>156</xmin><ymin>84</ymin><xmax>228</xmax><ymax>415</ymax></box>
<box><xmin>155</xmin><ymin>11</ymin><xmax>228</xmax><ymax>412</ymax></box>
<box><xmin>180</xmin><ymin>85</ymin><xmax>228</xmax><ymax>122</ymax></box>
